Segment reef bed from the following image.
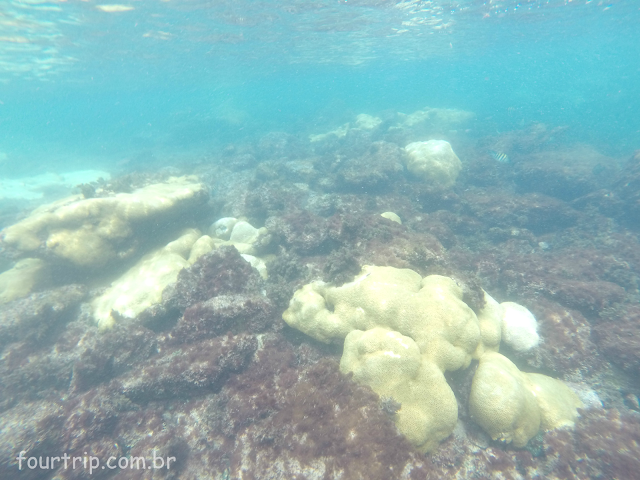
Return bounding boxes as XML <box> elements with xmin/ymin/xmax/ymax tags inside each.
<box><xmin>1</xmin><ymin>112</ymin><xmax>639</xmax><ymax>479</ymax></box>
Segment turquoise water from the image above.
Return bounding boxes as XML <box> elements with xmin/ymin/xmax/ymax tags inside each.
<box><xmin>1</xmin><ymin>0</ymin><xmax>639</xmax><ymax>176</ymax></box>
<box><xmin>3</xmin><ymin>3</ymin><xmax>640</xmax><ymax>477</ymax></box>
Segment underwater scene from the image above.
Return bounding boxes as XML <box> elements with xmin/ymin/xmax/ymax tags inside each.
<box><xmin>1</xmin><ymin>0</ymin><xmax>640</xmax><ymax>478</ymax></box>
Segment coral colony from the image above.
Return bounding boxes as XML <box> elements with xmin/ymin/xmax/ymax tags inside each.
<box><xmin>1</xmin><ymin>111</ymin><xmax>640</xmax><ymax>479</ymax></box>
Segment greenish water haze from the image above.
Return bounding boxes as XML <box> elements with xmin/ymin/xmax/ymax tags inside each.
<box><xmin>0</xmin><ymin>0</ymin><xmax>639</xmax><ymax>175</ymax></box>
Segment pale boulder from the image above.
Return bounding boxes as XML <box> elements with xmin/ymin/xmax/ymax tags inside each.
<box><xmin>404</xmin><ymin>140</ymin><xmax>462</xmax><ymax>188</ymax></box>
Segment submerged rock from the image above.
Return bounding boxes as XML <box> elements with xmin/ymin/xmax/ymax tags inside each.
<box><xmin>514</xmin><ymin>146</ymin><xmax>617</xmax><ymax>201</ymax></box>
<box><xmin>612</xmin><ymin>150</ymin><xmax>640</xmax><ymax>228</ymax></box>
<box><xmin>594</xmin><ymin>306</ymin><xmax>640</xmax><ymax>376</ymax></box>
<box><xmin>116</xmin><ymin>334</ymin><xmax>258</xmax><ymax>403</ymax></box>
<box><xmin>462</xmin><ymin>188</ymin><xmax>579</xmax><ymax>234</ymax></box>
<box><xmin>0</xmin><ymin>284</ymin><xmax>86</xmax><ymax>350</ymax></box>
<box><xmin>338</xmin><ymin>141</ymin><xmax>404</xmax><ymax>191</ymax></box>
<box><xmin>164</xmin><ymin>245</ymin><xmax>265</xmax><ymax>312</ymax></box>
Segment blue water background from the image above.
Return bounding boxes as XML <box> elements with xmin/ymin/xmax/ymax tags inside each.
<box><xmin>0</xmin><ymin>0</ymin><xmax>639</xmax><ymax>176</ymax></box>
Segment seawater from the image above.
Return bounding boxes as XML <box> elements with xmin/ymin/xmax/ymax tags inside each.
<box><xmin>1</xmin><ymin>2</ymin><xmax>640</xmax><ymax>478</ymax></box>
<box><xmin>0</xmin><ymin>0</ymin><xmax>639</xmax><ymax>179</ymax></box>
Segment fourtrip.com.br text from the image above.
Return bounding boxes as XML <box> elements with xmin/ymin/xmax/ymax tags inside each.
<box><xmin>16</xmin><ymin>451</ymin><xmax>176</xmax><ymax>475</ymax></box>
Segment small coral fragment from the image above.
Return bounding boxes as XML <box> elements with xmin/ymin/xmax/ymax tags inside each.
<box><xmin>380</xmin><ymin>211</ymin><xmax>402</xmax><ymax>224</ymax></box>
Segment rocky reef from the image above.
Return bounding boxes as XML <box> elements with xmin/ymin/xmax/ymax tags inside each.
<box><xmin>0</xmin><ymin>112</ymin><xmax>639</xmax><ymax>479</ymax></box>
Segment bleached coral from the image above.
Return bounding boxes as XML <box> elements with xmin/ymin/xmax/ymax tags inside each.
<box><xmin>1</xmin><ymin>176</ymin><xmax>208</xmax><ymax>268</ymax></box>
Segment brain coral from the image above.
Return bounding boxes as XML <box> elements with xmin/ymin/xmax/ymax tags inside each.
<box><xmin>340</xmin><ymin>327</ymin><xmax>458</xmax><ymax>452</ymax></box>
<box><xmin>283</xmin><ymin>266</ymin><xmax>483</xmax><ymax>372</ymax></box>
<box><xmin>283</xmin><ymin>265</ymin><xmax>583</xmax><ymax>452</ymax></box>
<box><xmin>283</xmin><ymin>265</ymin><xmax>497</xmax><ymax>451</ymax></box>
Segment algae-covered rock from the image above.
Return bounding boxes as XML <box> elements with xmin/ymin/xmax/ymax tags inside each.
<box><xmin>338</xmin><ymin>142</ymin><xmax>404</xmax><ymax>191</ymax></box>
<box><xmin>355</xmin><ymin>113</ymin><xmax>382</xmax><ymax>130</ymax></box>
<box><xmin>397</xmin><ymin>107</ymin><xmax>475</xmax><ymax>129</ymax></box>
